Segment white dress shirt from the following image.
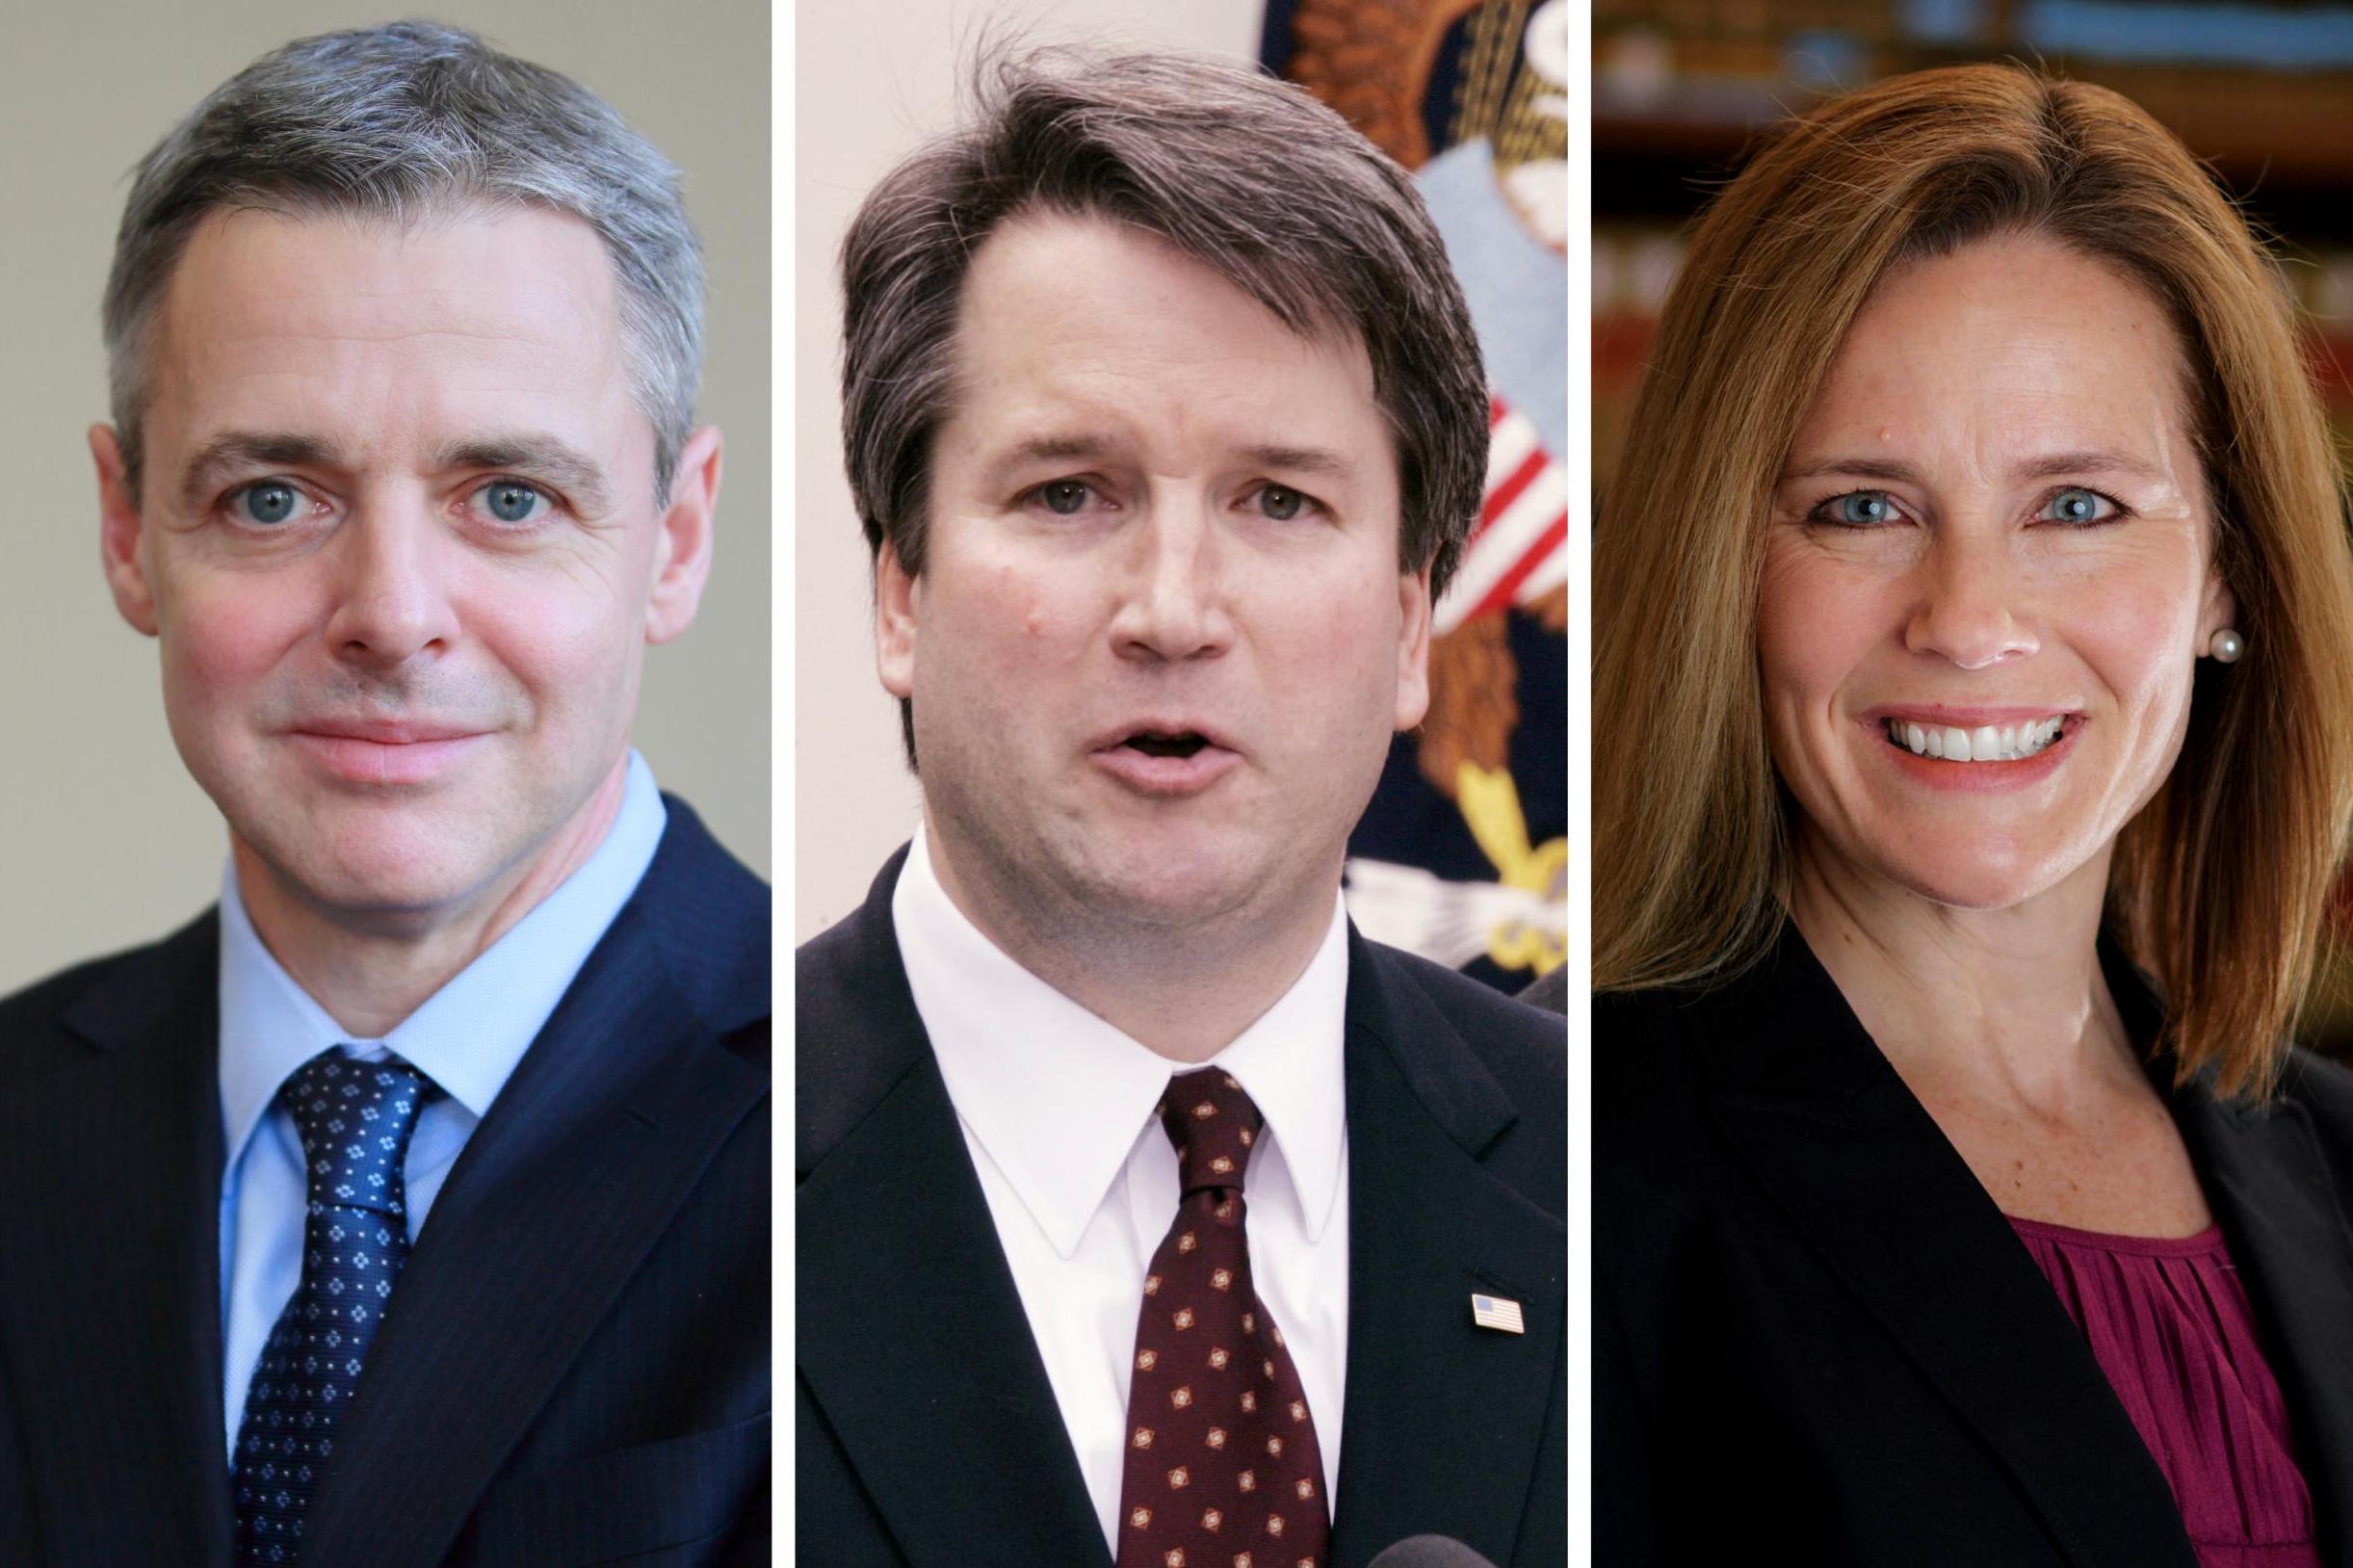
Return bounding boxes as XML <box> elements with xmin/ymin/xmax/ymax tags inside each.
<box><xmin>894</xmin><ymin>829</ymin><xmax>1351</xmax><ymax>1555</ymax></box>
<box><xmin>215</xmin><ymin>750</ymin><xmax>667</xmax><ymax>1457</ymax></box>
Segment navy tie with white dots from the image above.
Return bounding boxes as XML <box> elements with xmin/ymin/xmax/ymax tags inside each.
<box><xmin>232</xmin><ymin>1050</ymin><xmax>437</xmax><ymax>1566</ymax></box>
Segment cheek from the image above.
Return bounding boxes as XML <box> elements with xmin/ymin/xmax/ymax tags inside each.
<box><xmin>156</xmin><ymin>572</ymin><xmax>312</xmax><ymax>703</ymax></box>
<box><xmin>2068</xmin><ymin>584</ymin><xmax>2199</xmax><ymax>741</ymax></box>
<box><xmin>468</xmin><ymin>580</ymin><xmax>641</xmax><ymax>708</ymax></box>
<box><xmin>938</xmin><ymin>558</ymin><xmax>1092</xmax><ymax>669</ymax></box>
<box><xmin>1756</xmin><ymin>550</ymin><xmax>1882</xmax><ymax>726</ymax></box>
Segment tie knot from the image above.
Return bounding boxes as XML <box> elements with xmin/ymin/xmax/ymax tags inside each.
<box><xmin>282</xmin><ymin>1050</ymin><xmax>436</xmax><ymax>1219</ymax></box>
<box><xmin>1157</xmin><ymin>1069</ymin><xmax>1265</xmax><ymax>1196</ymax></box>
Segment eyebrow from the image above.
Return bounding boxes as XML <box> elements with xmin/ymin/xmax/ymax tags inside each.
<box><xmin>434</xmin><ymin>434</ymin><xmax>614</xmax><ymax>513</ymax></box>
<box><xmin>1779</xmin><ymin>449</ymin><xmax>2174</xmax><ymax>487</ymax></box>
<box><xmin>984</xmin><ymin>433</ymin><xmax>1358</xmax><ymax>483</ymax></box>
<box><xmin>1240</xmin><ymin>443</ymin><xmax>1358</xmax><ymax>482</ymax></box>
<box><xmin>178</xmin><ymin>431</ymin><xmax>345</xmax><ymax>512</ymax></box>
<box><xmin>176</xmin><ymin>430</ymin><xmax>618</xmax><ymax>515</ymax></box>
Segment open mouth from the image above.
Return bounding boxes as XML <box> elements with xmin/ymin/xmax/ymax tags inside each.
<box><xmin>1881</xmin><ymin>716</ymin><xmax>2068</xmax><ymax>763</ymax></box>
<box><xmin>1121</xmin><ymin>729</ymin><xmax>1211</xmax><ymax>760</ymax></box>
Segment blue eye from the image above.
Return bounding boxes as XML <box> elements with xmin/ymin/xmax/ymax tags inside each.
<box><xmin>1256</xmin><ymin>484</ymin><xmax>1308</xmax><ymax>521</ymax></box>
<box><xmin>1826</xmin><ymin>491</ymin><xmax>1898</xmax><ymax>526</ymax></box>
<box><xmin>1037</xmin><ymin>480</ymin><xmax>1092</xmax><ymax>515</ymax></box>
<box><xmin>2040</xmin><ymin>486</ymin><xmax>2116</xmax><ymax>525</ymax></box>
<box><xmin>238</xmin><ymin>483</ymin><xmax>301</xmax><ymax>526</ymax></box>
<box><xmin>478</xmin><ymin>482</ymin><xmax>545</xmax><ymax>524</ymax></box>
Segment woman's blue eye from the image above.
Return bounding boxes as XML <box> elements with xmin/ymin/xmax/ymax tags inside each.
<box><xmin>1257</xmin><ymin>484</ymin><xmax>1307</xmax><ymax>521</ymax></box>
<box><xmin>2041</xmin><ymin>486</ymin><xmax>2113</xmax><ymax>524</ymax></box>
<box><xmin>238</xmin><ymin>483</ymin><xmax>301</xmax><ymax>526</ymax></box>
<box><xmin>480</xmin><ymin>482</ymin><xmax>545</xmax><ymax>524</ymax></box>
<box><xmin>1038</xmin><ymin>480</ymin><xmax>1091</xmax><ymax>515</ymax></box>
<box><xmin>1831</xmin><ymin>491</ymin><xmax>1896</xmax><ymax>526</ymax></box>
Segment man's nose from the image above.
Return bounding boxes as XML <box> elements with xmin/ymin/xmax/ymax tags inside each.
<box><xmin>1903</xmin><ymin>528</ymin><xmax>2040</xmax><ymax>670</ymax></box>
<box><xmin>322</xmin><ymin>502</ymin><xmax>460</xmax><ymax>666</ymax></box>
<box><xmin>1109</xmin><ymin>502</ymin><xmax>1236</xmax><ymax>663</ymax></box>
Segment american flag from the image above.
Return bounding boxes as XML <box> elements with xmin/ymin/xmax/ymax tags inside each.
<box><xmin>1471</xmin><ymin>1294</ymin><xmax>1527</xmax><ymax>1335</ymax></box>
<box><xmin>1433</xmin><ymin>395</ymin><xmax>1567</xmax><ymax>637</ymax></box>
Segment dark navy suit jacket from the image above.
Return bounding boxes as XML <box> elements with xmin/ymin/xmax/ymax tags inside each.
<box><xmin>1597</xmin><ymin>925</ymin><xmax>2353</xmax><ymax>1567</ymax></box>
<box><xmin>0</xmin><ymin>797</ymin><xmax>771</xmax><ymax>1567</ymax></box>
<box><xmin>796</xmin><ymin>849</ymin><xmax>1567</xmax><ymax>1567</ymax></box>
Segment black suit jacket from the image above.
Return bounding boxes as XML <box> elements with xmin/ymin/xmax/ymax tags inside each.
<box><xmin>0</xmin><ymin>797</ymin><xmax>771</xmax><ymax>1568</ymax></box>
<box><xmin>796</xmin><ymin>849</ymin><xmax>1566</xmax><ymax>1567</ymax></box>
<box><xmin>1596</xmin><ymin>924</ymin><xmax>2353</xmax><ymax>1567</ymax></box>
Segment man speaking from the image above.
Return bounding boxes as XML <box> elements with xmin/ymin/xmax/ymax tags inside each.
<box><xmin>0</xmin><ymin>24</ymin><xmax>768</xmax><ymax>1566</ymax></box>
<box><xmin>797</xmin><ymin>48</ymin><xmax>1565</xmax><ymax>1568</ymax></box>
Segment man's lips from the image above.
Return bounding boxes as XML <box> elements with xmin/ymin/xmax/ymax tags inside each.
<box><xmin>1088</xmin><ymin>721</ymin><xmax>1242</xmax><ymax>797</ymax></box>
<box><xmin>286</xmin><ymin>722</ymin><xmax>492</xmax><ymax>785</ymax></box>
<box><xmin>291</xmin><ymin>720</ymin><xmax>486</xmax><ymax>744</ymax></box>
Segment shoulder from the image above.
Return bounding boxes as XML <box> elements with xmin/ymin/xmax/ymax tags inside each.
<box><xmin>794</xmin><ymin>851</ymin><xmax>932</xmax><ymax>1175</ymax></box>
<box><xmin>1359</xmin><ymin>937</ymin><xmax>1563</xmax><ymax>1106</ymax></box>
<box><xmin>1592</xmin><ymin>980</ymin><xmax>1737</xmax><ymax>1160</ymax></box>
<box><xmin>636</xmin><ymin>795</ymin><xmax>771</xmax><ymax>1038</ymax></box>
<box><xmin>0</xmin><ymin>913</ymin><xmax>216</xmax><ymax>1058</ymax></box>
<box><xmin>795</xmin><ymin>849</ymin><xmax>913</xmax><ymax>1037</ymax></box>
<box><xmin>2273</xmin><ymin>1045</ymin><xmax>2353</xmax><ymax>1178</ymax></box>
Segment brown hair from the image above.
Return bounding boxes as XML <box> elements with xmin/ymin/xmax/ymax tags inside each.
<box><xmin>838</xmin><ymin>45</ymin><xmax>1487</xmax><ymax>766</ymax></box>
<box><xmin>1593</xmin><ymin>63</ymin><xmax>2353</xmax><ymax>1098</ymax></box>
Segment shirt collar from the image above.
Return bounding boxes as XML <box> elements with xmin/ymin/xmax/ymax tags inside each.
<box><xmin>218</xmin><ymin>750</ymin><xmax>668</xmax><ymax>1165</ymax></box>
<box><xmin>895</xmin><ymin>827</ymin><xmax>1349</xmax><ymax>1259</ymax></box>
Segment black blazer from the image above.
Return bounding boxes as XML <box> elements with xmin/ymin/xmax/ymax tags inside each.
<box><xmin>1596</xmin><ymin>924</ymin><xmax>2353</xmax><ymax>1567</ymax></box>
<box><xmin>796</xmin><ymin>849</ymin><xmax>1567</xmax><ymax>1567</ymax></box>
<box><xmin>0</xmin><ymin>797</ymin><xmax>771</xmax><ymax>1568</ymax></box>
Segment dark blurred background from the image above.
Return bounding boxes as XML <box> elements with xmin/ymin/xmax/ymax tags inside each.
<box><xmin>1591</xmin><ymin>0</ymin><xmax>2353</xmax><ymax>1054</ymax></box>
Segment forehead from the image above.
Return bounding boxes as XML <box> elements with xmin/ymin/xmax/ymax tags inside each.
<box><xmin>938</xmin><ymin>210</ymin><xmax>1388</xmax><ymax>468</ymax></box>
<box><xmin>147</xmin><ymin>204</ymin><xmax>633</xmax><ymax>456</ymax></box>
<box><xmin>1795</xmin><ymin>232</ymin><xmax>2200</xmax><ymax>468</ymax></box>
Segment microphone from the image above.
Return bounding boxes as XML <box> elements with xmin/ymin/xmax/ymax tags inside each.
<box><xmin>1366</xmin><ymin>1536</ymin><xmax>1503</xmax><ymax>1568</ymax></box>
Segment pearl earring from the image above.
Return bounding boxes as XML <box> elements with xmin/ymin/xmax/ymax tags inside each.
<box><xmin>2209</xmin><ymin>628</ymin><xmax>2244</xmax><ymax>664</ymax></box>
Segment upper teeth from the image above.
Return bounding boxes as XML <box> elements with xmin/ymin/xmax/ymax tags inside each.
<box><xmin>1885</xmin><ymin>718</ymin><xmax>2064</xmax><ymax>762</ymax></box>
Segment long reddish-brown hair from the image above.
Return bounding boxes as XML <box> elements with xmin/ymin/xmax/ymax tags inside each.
<box><xmin>1594</xmin><ymin>63</ymin><xmax>2353</xmax><ymax>1097</ymax></box>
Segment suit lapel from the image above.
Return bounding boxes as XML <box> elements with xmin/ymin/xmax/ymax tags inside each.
<box><xmin>1328</xmin><ymin>938</ymin><xmax>1564</xmax><ymax>1568</ymax></box>
<box><xmin>2174</xmin><ymin>1075</ymin><xmax>2353</xmax><ymax>1568</ymax></box>
<box><xmin>5</xmin><ymin>917</ymin><xmax>234</xmax><ymax>1567</ymax></box>
<box><xmin>298</xmin><ymin>814</ymin><xmax>770</xmax><ymax>1568</ymax></box>
<box><xmin>796</xmin><ymin>852</ymin><xmax>1110</xmax><ymax>1566</ymax></box>
<box><xmin>1708</xmin><ymin>933</ymin><xmax>2195</xmax><ymax>1568</ymax></box>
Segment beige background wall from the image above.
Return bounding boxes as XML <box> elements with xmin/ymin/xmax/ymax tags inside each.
<box><xmin>0</xmin><ymin>1</ymin><xmax>770</xmax><ymax>995</ymax></box>
<box><xmin>794</xmin><ymin>0</ymin><xmax>1267</xmax><ymax>940</ymax></box>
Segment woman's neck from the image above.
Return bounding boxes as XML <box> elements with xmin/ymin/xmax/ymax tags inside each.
<box><xmin>1784</xmin><ymin>827</ymin><xmax>2143</xmax><ymax>1114</ymax></box>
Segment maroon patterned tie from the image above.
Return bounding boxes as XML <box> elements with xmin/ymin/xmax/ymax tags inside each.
<box><xmin>1115</xmin><ymin>1069</ymin><xmax>1330</xmax><ymax>1568</ymax></box>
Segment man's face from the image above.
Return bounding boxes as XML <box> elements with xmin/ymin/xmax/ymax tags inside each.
<box><xmin>95</xmin><ymin>206</ymin><xmax>714</xmax><ymax>925</ymax></box>
<box><xmin>878</xmin><ymin>211</ymin><xmax>1431</xmax><ymax>942</ymax></box>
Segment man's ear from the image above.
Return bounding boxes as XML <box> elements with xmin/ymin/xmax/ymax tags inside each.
<box><xmin>876</xmin><ymin>536</ymin><xmax>919</xmax><ymax>699</ymax></box>
<box><xmin>645</xmin><ymin>425</ymin><xmax>722</xmax><ymax>644</ymax></box>
<box><xmin>1394</xmin><ymin>564</ymin><xmax>1434</xmax><ymax>731</ymax></box>
<box><xmin>92</xmin><ymin>424</ymin><xmax>158</xmax><ymax>637</ymax></box>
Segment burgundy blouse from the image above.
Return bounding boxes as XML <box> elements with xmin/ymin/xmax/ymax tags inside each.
<box><xmin>2009</xmin><ymin>1215</ymin><xmax>2323</xmax><ymax>1568</ymax></box>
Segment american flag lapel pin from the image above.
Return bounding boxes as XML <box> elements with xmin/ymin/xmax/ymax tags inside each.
<box><xmin>1471</xmin><ymin>1293</ymin><xmax>1526</xmax><ymax>1335</ymax></box>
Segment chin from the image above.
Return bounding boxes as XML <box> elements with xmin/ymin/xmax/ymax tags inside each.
<box><xmin>1877</xmin><ymin>843</ymin><xmax>2076</xmax><ymax>913</ymax></box>
<box><xmin>241</xmin><ymin>811</ymin><xmax>501</xmax><ymax>920</ymax></box>
<box><xmin>1062</xmin><ymin>833</ymin><xmax>1268</xmax><ymax>929</ymax></box>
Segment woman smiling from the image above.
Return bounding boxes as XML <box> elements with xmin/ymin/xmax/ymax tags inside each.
<box><xmin>1594</xmin><ymin>64</ymin><xmax>2353</xmax><ymax>1565</ymax></box>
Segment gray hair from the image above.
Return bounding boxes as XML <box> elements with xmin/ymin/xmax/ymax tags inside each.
<box><xmin>840</xmin><ymin>45</ymin><xmax>1488</xmax><ymax>596</ymax></box>
<box><xmin>102</xmin><ymin>19</ymin><xmax>703</xmax><ymax>505</ymax></box>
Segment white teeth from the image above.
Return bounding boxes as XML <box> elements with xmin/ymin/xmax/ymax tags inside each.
<box><xmin>1885</xmin><ymin>717</ymin><xmax>2066</xmax><ymax>763</ymax></box>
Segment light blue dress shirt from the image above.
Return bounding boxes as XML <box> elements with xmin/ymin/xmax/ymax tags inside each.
<box><xmin>216</xmin><ymin>750</ymin><xmax>667</xmax><ymax>1457</ymax></box>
